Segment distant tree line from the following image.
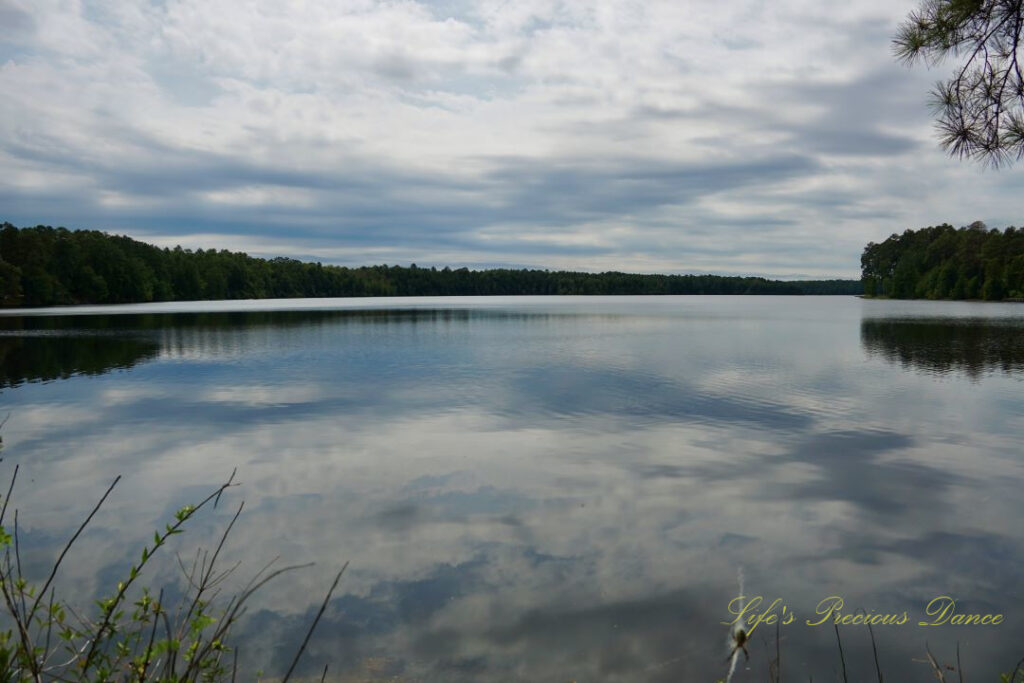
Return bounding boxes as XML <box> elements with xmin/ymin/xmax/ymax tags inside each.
<box><xmin>861</xmin><ymin>222</ymin><xmax>1024</xmax><ymax>300</ymax></box>
<box><xmin>0</xmin><ymin>223</ymin><xmax>861</xmax><ymax>307</ymax></box>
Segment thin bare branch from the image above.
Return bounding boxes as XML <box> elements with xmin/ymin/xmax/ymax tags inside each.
<box><xmin>282</xmin><ymin>563</ymin><xmax>348</xmax><ymax>683</ymax></box>
<box><xmin>28</xmin><ymin>476</ymin><xmax>121</xmax><ymax>625</ymax></box>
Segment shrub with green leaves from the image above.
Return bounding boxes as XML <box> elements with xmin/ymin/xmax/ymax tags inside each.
<box><xmin>0</xmin><ymin>466</ymin><xmax>344</xmax><ymax>682</ymax></box>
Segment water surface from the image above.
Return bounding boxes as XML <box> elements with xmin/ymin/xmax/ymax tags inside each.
<box><xmin>1</xmin><ymin>296</ymin><xmax>1022</xmax><ymax>681</ymax></box>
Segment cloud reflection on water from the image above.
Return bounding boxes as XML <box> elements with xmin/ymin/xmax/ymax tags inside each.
<box><xmin>0</xmin><ymin>298</ymin><xmax>1022</xmax><ymax>680</ymax></box>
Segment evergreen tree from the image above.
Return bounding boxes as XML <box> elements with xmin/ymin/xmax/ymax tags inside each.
<box><xmin>895</xmin><ymin>0</ymin><xmax>1024</xmax><ymax>165</ymax></box>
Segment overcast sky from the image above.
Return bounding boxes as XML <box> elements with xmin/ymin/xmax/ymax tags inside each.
<box><xmin>1</xmin><ymin>0</ymin><xmax>1021</xmax><ymax>278</ymax></box>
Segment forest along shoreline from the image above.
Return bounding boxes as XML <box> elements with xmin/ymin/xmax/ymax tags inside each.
<box><xmin>0</xmin><ymin>222</ymin><xmax>859</xmax><ymax>308</ymax></box>
<box><xmin>8</xmin><ymin>220</ymin><xmax>1023</xmax><ymax>309</ymax></box>
<box><xmin>861</xmin><ymin>222</ymin><xmax>1024</xmax><ymax>301</ymax></box>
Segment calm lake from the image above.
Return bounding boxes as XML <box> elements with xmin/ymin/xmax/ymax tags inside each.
<box><xmin>1</xmin><ymin>295</ymin><xmax>1022</xmax><ymax>681</ymax></box>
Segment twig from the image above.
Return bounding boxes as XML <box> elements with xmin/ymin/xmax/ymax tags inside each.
<box><xmin>214</xmin><ymin>468</ymin><xmax>237</xmax><ymax>509</ymax></box>
<box><xmin>136</xmin><ymin>587</ymin><xmax>163</xmax><ymax>683</ymax></box>
<box><xmin>834</xmin><ymin>624</ymin><xmax>848</xmax><ymax>683</ymax></box>
<box><xmin>181</xmin><ymin>501</ymin><xmax>244</xmax><ymax>629</ymax></box>
<box><xmin>44</xmin><ymin>637</ymin><xmax>92</xmax><ymax>673</ymax></box>
<box><xmin>160</xmin><ymin>608</ymin><xmax>176</xmax><ymax>679</ymax></box>
<box><xmin>14</xmin><ymin>509</ymin><xmax>27</xmax><ymax>620</ymax></box>
<box><xmin>0</xmin><ymin>463</ymin><xmax>19</xmax><ymax>526</ymax></box>
<box><xmin>925</xmin><ymin>642</ymin><xmax>948</xmax><ymax>682</ymax></box>
<box><xmin>867</xmin><ymin>621</ymin><xmax>883</xmax><ymax>682</ymax></box>
<box><xmin>28</xmin><ymin>476</ymin><xmax>121</xmax><ymax>625</ymax></box>
<box><xmin>41</xmin><ymin>587</ymin><xmax>56</xmax><ymax>671</ymax></box>
<box><xmin>281</xmin><ymin>562</ymin><xmax>348</xmax><ymax>683</ymax></box>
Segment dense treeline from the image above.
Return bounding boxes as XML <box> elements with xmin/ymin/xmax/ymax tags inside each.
<box><xmin>861</xmin><ymin>222</ymin><xmax>1024</xmax><ymax>300</ymax></box>
<box><xmin>0</xmin><ymin>223</ymin><xmax>860</xmax><ymax>307</ymax></box>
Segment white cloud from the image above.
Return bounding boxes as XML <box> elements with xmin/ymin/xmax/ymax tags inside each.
<box><xmin>1</xmin><ymin>0</ymin><xmax>1019</xmax><ymax>277</ymax></box>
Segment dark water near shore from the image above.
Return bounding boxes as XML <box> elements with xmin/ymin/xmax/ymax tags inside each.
<box><xmin>1</xmin><ymin>296</ymin><xmax>1023</xmax><ymax>681</ymax></box>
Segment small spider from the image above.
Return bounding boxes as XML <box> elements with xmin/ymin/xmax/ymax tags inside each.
<box><xmin>725</xmin><ymin>627</ymin><xmax>750</xmax><ymax>663</ymax></box>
